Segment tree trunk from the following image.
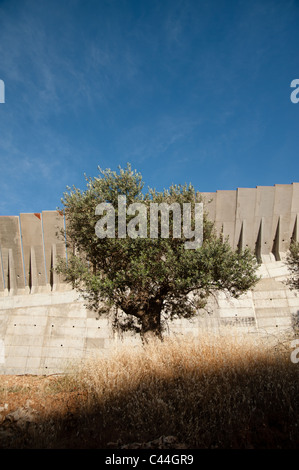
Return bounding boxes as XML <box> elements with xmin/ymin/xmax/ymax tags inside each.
<box><xmin>140</xmin><ymin>303</ymin><xmax>163</xmax><ymax>342</ymax></box>
<box><xmin>120</xmin><ymin>294</ymin><xmax>165</xmax><ymax>342</ymax></box>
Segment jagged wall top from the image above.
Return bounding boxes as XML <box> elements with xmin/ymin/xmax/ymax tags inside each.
<box><xmin>0</xmin><ymin>183</ymin><xmax>298</xmax><ymax>295</ymax></box>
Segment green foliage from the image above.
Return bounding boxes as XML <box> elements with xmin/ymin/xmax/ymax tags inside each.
<box><xmin>286</xmin><ymin>241</ymin><xmax>299</xmax><ymax>291</ymax></box>
<box><xmin>56</xmin><ymin>163</ymin><xmax>259</xmax><ymax>339</ymax></box>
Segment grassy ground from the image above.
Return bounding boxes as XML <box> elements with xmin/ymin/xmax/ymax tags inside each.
<box><xmin>1</xmin><ymin>328</ymin><xmax>299</xmax><ymax>449</ymax></box>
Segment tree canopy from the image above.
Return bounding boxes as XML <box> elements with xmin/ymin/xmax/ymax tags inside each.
<box><xmin>286</xmin><ymin>241</ymin><xmax>299</xmax><ymax>292</ymax></box>
<box><xmin>56</xmin><ymin>163</ymin><xmax>259</xmax><ymax>340</ymax></box>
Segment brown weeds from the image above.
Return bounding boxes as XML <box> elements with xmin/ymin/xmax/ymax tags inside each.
<box><xmin>1</xmin><ymin>328</ymin><xmax>299</xmax><ymax>448</ymax></box>
<box><xmin>50</xmin><ymin>329</ymin><xmax>299</xmax><ymax>448</ymax></box>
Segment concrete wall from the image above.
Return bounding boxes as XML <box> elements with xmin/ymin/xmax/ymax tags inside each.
<box><xmin>0</xmin><ymin>183</ymin><xmax>299</xmax><ymax>375</ymax></box>
<box><xmin>0</xmin><ymin>290</ymin><xmax>117</xmax><ymax>374</ymax></box>
<box><xmin>200</xmin><ymin>182</ymin><xmax>299</xmax><ymax>260</ymax></box>
<box><xmin>0</xmin><ymin>210</ymin><xmax>67</xmax><ymax>296</ymax></box>
<box><xmin>0</xmin><ymin>256</ymin><xmax>298</xmax><ymax>375</ymax></box>
<box><xmin>0</xmin><ymin>183</ymin><xmax>298</xmax><ymax>297</ymax></box>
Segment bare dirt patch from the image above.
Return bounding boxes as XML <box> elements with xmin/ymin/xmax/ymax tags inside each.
<box><xmin>0</xmin><ymin>374</ymin><xmax>86</xmax><ymax>448</ymax></box>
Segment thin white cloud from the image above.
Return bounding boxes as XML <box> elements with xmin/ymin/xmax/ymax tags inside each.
<box><xmin>117</xmin><ymin>114</ymin><xmax>202</xmax><ymax>164</ymax></box>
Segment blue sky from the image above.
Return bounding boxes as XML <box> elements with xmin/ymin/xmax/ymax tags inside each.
<box><xmin>0</xmin><ymin>0</ymin><xmax>298</xmax><ymax>215</ymax></box>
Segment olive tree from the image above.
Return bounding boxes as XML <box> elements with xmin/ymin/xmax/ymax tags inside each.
<box><xmin>286</xmin><ymin>242</ymin><xmax>299</xmax><ymax>291</ymax></box>
<box><xmin>56</xmin><ymin>164</ymin><xmax>259</xmax><ymax>341</ymax></box>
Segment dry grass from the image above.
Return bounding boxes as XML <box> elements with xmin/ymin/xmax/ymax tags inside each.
<box><xmin>1</xmin><ymin>328</ymin><xmax>299</xmax><ymax>448</ymax></box>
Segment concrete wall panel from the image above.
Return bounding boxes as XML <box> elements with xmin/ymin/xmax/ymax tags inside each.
<box><xmin>0</xmin><ymin>248</ymin><xmax>4</xmax><ymax>293</ymax></box>
<box><xmin>215</xmin><ymin>190</ymin><xmax>237</xmax><ymax>245</ymax></box>
<box><xmin>235</xmin><ymin>188</ymin><xmax>257</xmax><ymax>251</ymax></box>
<box><xmin>0</xmin><ymin>216</ymin><xmax>26</xmax><ymax>294</ymax></box>
<box><xmin>20</xmin><ymin>213</ymin><xmax>47</xmax><ymax>292</ymax></box>
<box><xmin>199</xmin><ymin>192</ymin><xmax>216</xmax><ymax>223</ymax></box>
<box><xmin>290</xmin><ymin>183</ymin><xmax>299</xmax><ymax>243</ymax></box>
<box><xmin>42</xmin><ymin>211</ymin><xmax>66</xmax><ymax>290</ymax></box>
<box><xmin>254</xmin><ymin>186</ymin><xmax>275</xmax><ymax>257</ymax></box>
<box><xmin>273</xmin><ymin>184</ymin><xmax>293</xmax><ymax>258</ymax></box>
